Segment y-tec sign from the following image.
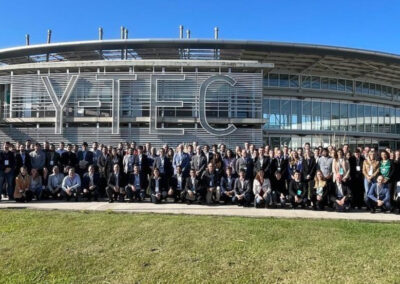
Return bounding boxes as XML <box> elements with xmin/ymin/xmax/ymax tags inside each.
<box><xmin>11</xmin><ymin>72</ymin><xmax>262</xmax><ymax>136</ymax></box>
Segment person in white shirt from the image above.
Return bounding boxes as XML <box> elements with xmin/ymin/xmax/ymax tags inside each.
<box><xmin>253</xmin><ymin>170</ymin><xmax>272</xmax><ymax>208</ymax></box>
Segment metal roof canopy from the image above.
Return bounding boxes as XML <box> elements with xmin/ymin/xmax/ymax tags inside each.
<box><xmin>1</xmin><ymin>39</ymin><xmax>400</xmax><ymax>85</ymax></box>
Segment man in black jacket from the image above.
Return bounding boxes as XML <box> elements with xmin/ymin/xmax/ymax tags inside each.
<box><xmin>330</xmin><ymin>174</ymin><xmax>352</xmax><ymax>212</ymax></box>
<box><xmin>191</xmin><ymin>146</ymin><xmax>207</xmax><ymax>178</ymax></box>
<box><xmin>153</xmin><ymin>148</ymin><xmax>173</xmax><ymax>180</ymax></box>
<box><xmin>253</xmin><ymin>147</ymin><xmax>270</xmax><ymax>178</ymax></box>
<box><xmin>168</xmin><ymin>165</ymin><xmax>186</xmax><ymax>202</ymax></box>
<box><xmin>201</xmin><ymin>163</ymin><xmax>220</xmax><ymax>204</ymax></box>
<box><xmin>15</xmin><ymin>144</ymin><xmax>31</xmax><ymax>176</ymax></box>
<box><xmin>288</xmin><ymin>171</ymin><xmax>307</xmax><ymax>209</ymax></box>
<box><xmin>106</xmin><ymin>164</ymin><xmax>126</xmax><ymax>203</ymax></box>
<box><xmin>125</xmin><ymin>165</ymin><xmax>148</xmax><ymax>202</ymax></box>
<box><xmin>220</xmin><ymin>166</ymin><xmax>236</xmax><ymax>204</ymax></box>
<box><xmin>61</xmin><ymin>144</ymin><xmax>78</xmax><ymax>173</ymax></box>
<box><xmin>45</xmin><ymin>144</ymin><xmax>61</xmax><ymax>172</ymax></box>
<box><xmin>233</xmin><ymin>169</ymin><xmax>252</xmax><ymax>206</ymax></box>
<box><xmin>81</xmin><ymin>165</ymin><xmax>100</xmax><ymax>201</ymax></box>
<box><xmin>134</xmin><ymin>146</ymin><xmax>150</xmax><ymax>176</ymax></box>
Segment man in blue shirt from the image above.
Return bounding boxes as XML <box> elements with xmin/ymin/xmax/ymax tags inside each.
<box><xmin>367</xmin><ymin>175</ymin><xmax>391</xmax><ymax>213</ymax></box>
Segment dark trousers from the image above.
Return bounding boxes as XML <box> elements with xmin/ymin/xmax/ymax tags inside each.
<box><xmin>82</xmin><ymin>186</ymin><xmax>99</xmax><ymax>201</ymax></box>
<box><xmin>351</xmin><ymin>178</ymin><xmax>365</xmax><ymax>208</ymax></box>
<box><xmin>311</xmin><ymin>194</ymin><xmax>325</xmax><ymax>210</ymax></box>
<box><xmin>220</xmin><ymin>191</ymin><xmax>234</xmax><ymax>204</ymax></box>
<box><xmin>289</xmin><ymin>195</ymin><xmax>307</xmax><ymax>208</ymax></box>
<box><xmin>106</xmin><ymin>186</ymin><xmax>124</xmax><ymax>201</ymax></box>
<box><xmin>61</xmin><ymin>188</ymin><xmax>81</xmax><ymax>201</ymax></box>
<box><xmin>15</xmin><ymin>190</ymin><xmax>33</xmax><ymax>203</ymax></box>
<box><xmin>125</xmin><ymin>186</ymin><xmax>146</xmax><ymax>201</ymax></box>
<box><xmin>151</xmin><ymin>191</ymin><xmax>167</xmax><ymax>204</ymax></box>
<box><xmin>366</xmin><ymin>198</ymin><xmax>391</xmax><ymax>211</ymax></box>
<box><xmin>232</xmin><ymin>192</ymin><xmax>252</xmax><ymax>206</ymax></box>
<box><xmin>41</xmin><ymin>187</ymin><xmax>62</xmax><ymax>199</ymax></box>
<box><xmin>168</xmin><ymin>189</ymin><xmax>185</xmax><ymax>202</ymax></box>
<box><xmin>0</xmin><ymin>171</ymin><xmax>14</xmax><ymax>200</ymax></box>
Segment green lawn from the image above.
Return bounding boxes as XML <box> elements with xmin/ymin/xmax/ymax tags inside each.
<box><xmin>0</xmin><ymin>210</ymin><xmax>400</xmax><ymax>283</ymax></box>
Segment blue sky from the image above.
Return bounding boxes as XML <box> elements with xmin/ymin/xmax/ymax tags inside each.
<box><xmin>0</xmin><ymin>0</ymin><xmax>399</xmax><ymax>54</ymax></box>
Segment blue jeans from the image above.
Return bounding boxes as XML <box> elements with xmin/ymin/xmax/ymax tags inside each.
<box><xmin>364</xmin><ymin>178</ymin><xmax>375</xmax><ymax>202</ymax></box>
<box><xmin>0</xmin><ymin>170</ymin><xmax>14</xmax><ymax>200</ymax></box>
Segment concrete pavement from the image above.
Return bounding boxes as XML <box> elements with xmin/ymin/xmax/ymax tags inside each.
<box><xmin>1</xmin><ymin>199</ymin><xmax>400</xmax><ymax>222</ymax></box>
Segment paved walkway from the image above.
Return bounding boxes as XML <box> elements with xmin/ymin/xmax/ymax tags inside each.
<box><xmin>1</xmin><ymin>200</ymin><xmax>400</xmax><ymax>222</ymax></box>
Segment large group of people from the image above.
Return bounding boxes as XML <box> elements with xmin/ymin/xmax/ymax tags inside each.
<box><xmin>1</xmin><ymin>139</ymin><xmax>400</xmax><ymax>214</ymax></box>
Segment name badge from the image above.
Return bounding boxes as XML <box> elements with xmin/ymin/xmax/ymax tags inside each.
<box><xmin>339</xmin><ymin>168</ymin><xmax>344</xmax><ymax>175</ymax></box>
<box><xmin>4</xmin><ymin>160</ymin><xmax>9</xmax><ymax>166</ymax></box>
<box><xmin>297</xmin><ymin>189</ymin><xmax>302</xmax><ymax>196</ymax></box>
<box><xmin>277</xmin><ymin>167</ymin><xmax>281</xmax><ymax>171</ymax></box>
<box><xmin>50</xmin><ymin>161</ymin><xmax>54</xmax><ymax>166</ymax></box>
<box><xmin>356</xmin><ymin>166</ymin><xmax>360</xmax><ymax>172</ymax></box>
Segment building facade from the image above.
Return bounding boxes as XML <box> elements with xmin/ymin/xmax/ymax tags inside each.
<box><xmin>0</xmin><ymin>38</ymin><xmax>399</xmax><ymax>149</ymax></box>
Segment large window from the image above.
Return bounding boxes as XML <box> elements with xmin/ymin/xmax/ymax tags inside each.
<box><xmin>263</xmin><ymin>97</ymin><xmax>400</xmax><ymax>136</ymax></box>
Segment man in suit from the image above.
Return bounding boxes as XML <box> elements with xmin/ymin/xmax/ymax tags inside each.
<box><xmin>106</xmin><ymin>164</ymin><xmax>126</xmax><ymax>203</ymax></box>
<box><xmin>330</xmin><ymin>173</ymin><xmax>352</xmax><ymax>212</ymax></box>
<box><xmin>61</xmin><ymin>144</ymin><xmax>78</xmax><ymax>173</ymax></box>
<box><xmin>168</xmin><ymin>165</ymin><xmax>186</xmax><ymax>202</ymax></box>
<box><xmin>45</xmin><ymin>144</ymin><xmax>61</xmax><ymax>172</ymax></box>
<box><xmin>270</xmin><ymin>149</ymin><xmax>289</xmax><ymax>180</ymax></box>
<box><xmin>77</xmin><ymin>142</ymin><xmax>94</xmax><ymax>176</ymax></box>
<box><xmin>201</xmin><ymin>162</ymin><xmax>220</xmax><ymax>204</ymax></box>
<box><xmin>220</xmin><ymin>166</ymin><xmax>236</xmax><ymax>204</ymax></box>
<box><xmin>233</xmin><ymin>169</ymin><xmax>252</xmax><ymax>206</ymax></box>
<box><xmin>235</xmin><ymin>149</ymin><xmax>254</xmax><ymax>180</ymax></box>
<box><xmin>185</xmin><ymin>169</ymin><xmax>201</xmax><ymax>204</ymax></box>
<box><xmin>123</xmin><ymin>147</ymin><xmax>135</xmax><ymax>175</ymax></box>
<box><xmin>134</xmin><ymin>145</ymin><xmax>150</xmax><ymax>176</ymax></box>
<box><xmin>202</xmin><ymin>145</ymin><xmax>213</xmax><ymax>165</ymax></box>
<box><xmin>0</xmin><ymin>142</ymin><xmax>16</xmax><ymax>200</ymax></box>
<box><xmin>367</xmin><ymin>175</ymin><xmax>391</xmax><ymax>213</ymax></box>
<box><xmin>125</xmin><ymin>165</ymin><xmax>148</xmax><ymax>202</ymax></box>
<box><xmin>15</xmin><ymin>144</ymin><xmax>31</xmax><ymax>176</ymax></box>
<box><xmin>173</xmin><ymin>144</ymin><xmax>190</xmax><ymax>178</ymax></box>
<box><xmin>191</xmin><ymin>146</ymin><xmax>207</xmax><ymax>178</ymax></box>
<box><xmin>253</xmin><ymin>147</ymin><xmax>270</xmax><ymax>178</ymax></box>
<box><xmin>150</xmin><ymin>168</ymin><xmax>167</xmax><ymax>204</ymax></box>
<box><xmin>29</xmin><ymin>143</ymin><xmax>46</xmax><ymax>171</ymax></box>
<box><xmin>153</xmin><ymin>148</ymin><xmax>173</xmax><ymax>180</ymax></box>
<box><xmin>81</xmin><ymin>165</ymin><xmax>100</xmax><ymax>201</ymax></box>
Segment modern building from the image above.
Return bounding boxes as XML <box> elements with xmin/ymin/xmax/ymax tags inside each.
<box><xmin>0</xmin><ymin>27</ymin><xmax>400</xmax><ymax>149</ymax></box>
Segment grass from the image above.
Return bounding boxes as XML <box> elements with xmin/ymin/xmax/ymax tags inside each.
<box><xmin>0</xmin><ymin>209</ymin><xmax>400</xmax><ymax>283</ymax></box>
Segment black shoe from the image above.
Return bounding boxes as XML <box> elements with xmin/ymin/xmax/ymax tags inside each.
<box><xmin>109</xmin><ymin>199</ymin><xmax>114</xmax><ymax>203</ymax></box>
<box><xmin>128</xmin><ymin>199</ymin><xmax>134</xmax><ymax>203</ymax></box>
<box><xmin>370</xmin><ymin>208</ymin><xmax>376</xmax><ymax>214</ymax></box>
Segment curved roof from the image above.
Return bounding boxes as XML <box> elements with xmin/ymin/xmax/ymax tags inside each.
<box><xmin>1</xmin><ymin>39</ymin><xmax>400</xmax><ymax>86</ymax></box>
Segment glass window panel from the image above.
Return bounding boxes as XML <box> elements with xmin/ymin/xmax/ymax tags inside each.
<box><xmin>384</xmin><ymin>107</ymin><xmax>391</xmax><ymax>133</ymax></box>
<box><xmin>321</xmin><ymin>102</ymin><xmax>331</xmax><ymax>131</ymax></box>
<box><xmin>338</xmin><ymin>79</ymin><xmax>345</xmax><ymax>92</ymax></box>
<box><xmin>364</xmin><ymin>105</ymin><xmax>371</xmax><ymax>133</ymax></box>
<box><xmin>362</xmin><ymin>82</ymin><xmax>369</xmax><ymax>94</ymax></box>
<box><xmin>321</xmin><ymin>78</ymin><xmax>329</xmax><ymax>89</ymax></box>
<box><xmin>369</xmin><ymin>83</ymin><xmax>376</xmax><ymax>95</ymax></box>
<box><xmin>302</xmin><ymin>101</ymin><xmax>312</xmax><ymax>130</ymax></box>
<box><xmin>378</xmin><ymin>107</ymin><xmax>385</xmax><ymax>133</ymax></box>
<box><xmin>331</xmin><ymin>103</ymin><xmax>340</xmax><ymax>131</ymax></box>
<box><xmin>281</xmin><ymin>100</ymin><xmax>291</xmax><ymax>129</ymax></box>
<box><xmin>375</xmin><ymin>85</ymin><xmax>381</xmax><ymax>96</ymax></box>
<box><xmin>329</xmin><ymin>79</ymin><xmax>337</xmax><ymax>91</ymax></box>
<box><xmin>390</xmin><ymin>108</ymin><xmax>396</xmax><ymax>134</ymax></box>
<box><xmin>289</xmin><ymin>75</ymin><xmax>299</xmax><ymax>88</ymax></box>
<box><xmin>371</xmin><ymin>106</ymin><xmax>378</xmax><ymax>133</ymax></box>
<box><xmin>291</xmin><ymin>100</ymin><xmax>302</xmax><ymax>130</ymax></box>
<box><xmin>356</xmin><ymin>81</ymin><xmax>362</xmax><ymax>94</ymax></box>
<box><xmin>312</xmin><ymin>101</ymin><xmax>321</xmax><ymax>131</ymax></box>
<box><xmin>311</xmin><ymin>76</ymin><xmax>320</xmax><ymax>89</ymax></box>
<box><xmin>269</xmin><ymin>99</ymin><xmax>280</xmax><ymax>129</ymax></box>
<box><xmin>349</xmin><ymin>104</ymin><xmax>357</xmax><ymax>132</ymax></box>
<box><xmin>357</xmin><ymin>105</ymin><xmax>364</xmax><ymax>132</ymax></box>
<box><xmin>262</xmin><ymin>99</ymin><xmax>269</xmax><ymax>128</ymax></box>
<box><xmin>345</xmin><ymin>80</ymin><xmax>353</xmax><ymax>93</ymax></box>
<box><xmin>279</xmin><ymin>74</ymin><xmax>289</xmax><ymax>87</ymax></box>
<box><xmin>302</xmin><ymin>76</ymin><xmax>311</xmax><ymax>88</ymax></box>
<box><xmin>269</xmin><ymin>73</ymin><xmax>279</xmax><ymax>86</ymax></box>
<box><xmin>396</xmin><ymin>109</ymin><xmax>400</xmax><ymax>134</ymax></box>
<box><xmin>340</xmin><ymin>103</ymin><xmax>348</xmax><ymax>131</ymax></box>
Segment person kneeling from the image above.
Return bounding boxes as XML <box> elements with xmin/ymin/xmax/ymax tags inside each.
<box><xmin>270</xmin><ymin>170</ymin><xmax>287</xmax><ymax>208</ymax></box>
<box><xmin>61</xmin><ymin>167</ymin><xmax>81</xmax><ymax>202</ymax></box>
<box><xmin>233</xmin><ymin>169</ymin><xmax>252</xmax><ymax>207</ymax></box>
<box><xmin>367</xmin><ymin>175</ymin><xmax>391</xmax><ymax>213</ymax></box>
<box><xmin>82</xmin><ymin>165</ymin><xmax>100</xmax><ymax>201</ymax></box>
<box><xmin>185</xmin><ymin>169</ymin><xmax>201</xmax><ymax>204</ymax></box>
<box><xmin>125</xmin><ymin>165</ymin><xmax>148</xmax><ymax>202</ymax></box>
<box><xmin>330</xmin><ymin>174</ymin><xmax>351</xmax><ymax>212</ymax></box>
<box><xmin>253</xmin><ymin>170</ymin><xmax>272</xmax><ymax>208</ymax></box>
<box><xmin>106</xmin><ymin>164</ymin><xmax>126</xmax><ymax>203</ymax></box>
<box><xmin>220</xmin><ymin>167</ymin><xmax>236</xmax><ymax>204</ymax></box>
<box><xmin>169</xmin><ymin>165</ymin><xmax>186</xmax><ymax>202</ymax></box>
<box><xmin>14</xmin><ymin>166</ymin><xmax>33</xmax><ymax>203</ymax></box>
<box><xmin>201</xmin><ymin>163</ymin><xmax>220</xmax><ymax>205</ymax></box>
<box><xmin>45</xmin><ymin>166</ymin><xmax>64</xmax><ymax>200</ymax></box>
<box><xmin>310</xmin><ymin>170</ymin><xmax>328</xmax><ymax>210</ymax></box>
<box><xmin>289</xmin><ymin>171</ymin><xmax>307</xmax><ymax>209</ymax></box>
<box><xmin>150</xmin><ymin>168</ymin><xmax>167</xmax><ymax>204</ymax></box>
